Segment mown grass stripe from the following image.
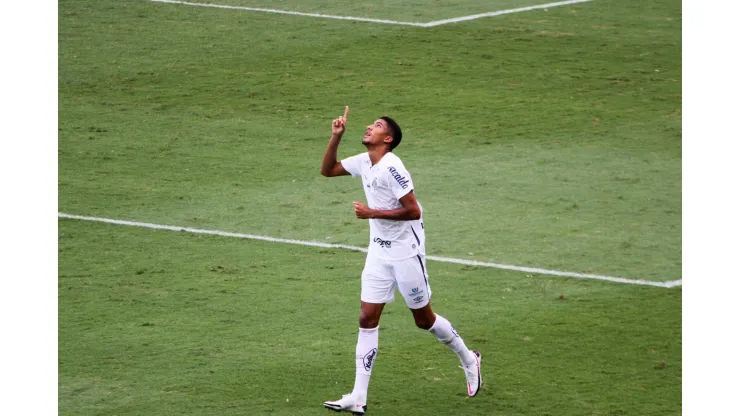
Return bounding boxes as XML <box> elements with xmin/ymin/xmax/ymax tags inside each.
<box><xmin>58</xmin><ymin>212</ymin><xmax>681</xmax><ymax>288</ymax></box>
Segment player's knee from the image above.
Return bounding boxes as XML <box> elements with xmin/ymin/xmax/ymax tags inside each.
<box><xmin>416</xmin><ymin>321</ymin><xmax>433</xmax><ymax>330</ymax></box>
<box><xmin>414</xmin><ymin>316</ymin><xmax>434</xmax><ymax>330</ymax></box>
<box><xmin>359</xmin><ymin>312</ymin><xmax>380</xmax><ymax>328</ymax></box>
<box><xmin>411</xmin><ymin>305</ymin><xmax>435</xmax><ymax>330</ymax></box>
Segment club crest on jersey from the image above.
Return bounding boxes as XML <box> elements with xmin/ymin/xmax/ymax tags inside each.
<box><xmin>387</xmin><ymin>166</ymin><xmax>409</xmax><ymax>189</ymax></box>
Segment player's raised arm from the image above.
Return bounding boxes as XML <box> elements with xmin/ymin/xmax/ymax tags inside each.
<box><xmin>320</xmin><ymin>106</ymin><xmax>351</xmax><ymax>177</ymax></box>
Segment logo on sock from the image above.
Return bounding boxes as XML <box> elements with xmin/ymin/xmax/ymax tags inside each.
<box><xmin>452</xmin><ymin>327</ymin><xmax>460</xmax><ymax>338</ymax></box>
<box><xmin>363</xmin><ymin>348</ymin><xmax>377</xmax><ymax>371</ymax></box>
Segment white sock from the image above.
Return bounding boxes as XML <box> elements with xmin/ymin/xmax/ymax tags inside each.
<box><xmin>429</xmin><ymin>314</ymin><xmax>476</xmax><ymax>366</ymax></box>
<box><xmin>351</xmin><ymin>326</ymin><xmax>378</xmax><ymax>401</ymax></box>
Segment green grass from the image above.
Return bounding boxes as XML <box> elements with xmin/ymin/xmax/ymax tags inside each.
<box><xmin>59</xmin><ymin>220</ymin><xmax>681</xmax><ymax>415</ymax></box>
<box><xmin>182</xmin><ymin>0</ymin><xmax>564</xmax><ymax>21</ymax></box>
<box><xmin>59</xmin><ymin>0</ymin><xmax>680</xmax><ymax>281</ymax></box>
<box><xmin>59</xmin><ymin>0</ymin><xmax>681</xmax><ymax>414</ymax></box>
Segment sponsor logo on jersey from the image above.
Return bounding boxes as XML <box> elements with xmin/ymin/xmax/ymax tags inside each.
<box><xmin>363</xmin><ymin>348</ymin><xmax>377</xmax><ymax>371</ymax></box>
<box><xmin>373</xmin><ymin>237</ymin><xmax>392</xmax><ymax>248</ymax></box>
<box><xmin>387</xmin><ymin>166</ymin><xmax>410</xmax><ymax>189</ymax></box>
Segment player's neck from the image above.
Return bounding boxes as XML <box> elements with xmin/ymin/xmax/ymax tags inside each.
<box><xmin>367</xmin><ymin>147</ymin><xmax>390</xmax><ymax>166</ymax></box>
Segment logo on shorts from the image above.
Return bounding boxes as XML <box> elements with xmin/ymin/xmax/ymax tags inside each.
<box><xmin>373</xmin><ymin>237</ymin><xmax>392</xmax><ymax>248</ymax></box>
<box><xmin>409</xmin><ymin>287</ymin><xmax>424</xmax><ymax>296</ymax></box>
<box><xmin>363</xmin><ymin>348</ymin><xmax>377</xmax><ymax>371</ymax></box>
<box><xmin>413</xmin><ymin>296</ymin><xmax>425</xmax><ymax>304</ymax></box>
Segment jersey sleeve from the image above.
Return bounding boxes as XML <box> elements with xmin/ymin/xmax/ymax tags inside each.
<box><xmin>386</xmin><ymin>163</ymin><xmax>415</xmax><ymax>200</ymax></box>
<box><xmin>340</xmin><ymin>153</ymin><xmax>365</xmax><ymax>178</ymax></box>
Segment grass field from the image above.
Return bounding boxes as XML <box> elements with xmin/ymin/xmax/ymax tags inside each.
<box><xmin>169</xmin><ymin>0</ymin><xmax>583</xmax><ymax>22</ymax></box>
<box><xmin>59</xmin><ymin>0</ymin><xmax>682</xmax><ymax>414</ymax></box>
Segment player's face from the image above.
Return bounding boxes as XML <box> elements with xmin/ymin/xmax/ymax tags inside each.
<box><xmin>362</xmin><ymin>119</ymin><xmax>392</xmax><ymax>147</ymax></box>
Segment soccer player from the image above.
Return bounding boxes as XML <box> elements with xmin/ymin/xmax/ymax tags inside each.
<box><xmin>320</xmin><ymin>107</ymin><xmax>482</xmax><ymax>414</ymax></box>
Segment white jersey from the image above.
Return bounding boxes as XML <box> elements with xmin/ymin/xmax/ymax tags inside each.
<box><xmin>341</xmin><ymin>152</ymin><xmax>425</xmax><ymax>260</ymax></box>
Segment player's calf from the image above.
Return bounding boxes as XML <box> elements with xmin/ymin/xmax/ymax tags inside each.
<box><xmin>427</xmin><ymin>313</ymin><xmax>482</xmax><ymax>396</ymax></box>
<box><xmin>410</xmin><ymin>303</ymin><xmax>437</xmax><ymax>330</ymax></box>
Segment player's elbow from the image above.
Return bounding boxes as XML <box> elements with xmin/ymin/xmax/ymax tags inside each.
<box><xmin>320</xmin><ymin>164</ymin><xmax>340</xmax><ymax>177</ymax></box>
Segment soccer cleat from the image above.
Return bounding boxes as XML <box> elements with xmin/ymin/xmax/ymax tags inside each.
<box><xmin>460</xmin><ymin>350</ymin><xmax>482</xmax><ymax>397</ymax></box>
<box><xmin>323</xmin><ymin>394</ymin><xmax>367</xmax><ymax>415</ymax></box>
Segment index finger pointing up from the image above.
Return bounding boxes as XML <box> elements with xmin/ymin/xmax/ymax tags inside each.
<box><xmin>343</xmin><ymin>106</ymin><xmax>349</xmax><ymax>120</ymax></box>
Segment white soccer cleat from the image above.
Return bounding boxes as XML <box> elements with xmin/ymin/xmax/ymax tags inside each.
<box><xmin>460</xmin><ymin>350</ymin><xmax>482</xmax><ymax>397</ymax></box>
<box><xmin>323</xmin><ymin>394</ymin><xmax>367</xmax><ymax>414</ymax></box>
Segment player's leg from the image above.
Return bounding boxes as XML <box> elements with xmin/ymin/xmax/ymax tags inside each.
<box><xmin>411</xmin><ymin>303</ymin><xmax>476</xmax><ymax>366</ymax></box>
<box><xmin>359</xmin><ymin>301</ymin><xmax>384</xmax><ymax>329</ymax></box>
<box><xmin>324</xmin><ymin>258</ymin><xmax>394</xmax><ymax>414</ymax></box>
<box><xmin>396</xmin><ymin>255</ymin><xmax>482</xmax><ymax>397</ymax></box>
<box><xmin>352</xmin><ymin>301</ymin><xmax>384</xmax><ymax>402</ymax></box>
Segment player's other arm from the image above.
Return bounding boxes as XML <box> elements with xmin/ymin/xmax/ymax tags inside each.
<box><xmin>321</xmin><ymin>106</ymin><xmax>351</xmax><ymax>177</ymax></box>
<box><xmin>353</xmin><ymin>192</ymin><xmax>421</xmax><ymax>221</ymax></box>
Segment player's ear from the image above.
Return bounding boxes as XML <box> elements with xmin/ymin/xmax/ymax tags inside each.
<box><xmin>384</xmin><ymin>135</ymin><xmax>393</xmax><ymax>144</ymax></box>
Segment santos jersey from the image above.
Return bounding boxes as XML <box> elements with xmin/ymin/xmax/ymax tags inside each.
<box><xmin>341</xmin><ymin>152</ymin><xmax>425</xmax><ymax>260</ymax></box>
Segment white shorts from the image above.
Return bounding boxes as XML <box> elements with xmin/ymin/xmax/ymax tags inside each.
<box><xmin>361</xmin><ymin>254</ymin><xmax>432</xmax><ymax>309</ymax></box>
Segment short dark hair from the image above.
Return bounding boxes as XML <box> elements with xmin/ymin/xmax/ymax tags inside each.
<box><xmin>381</xmin><ymin>116</ymin><xmax>402</xmax><ymax>150</ymax></box>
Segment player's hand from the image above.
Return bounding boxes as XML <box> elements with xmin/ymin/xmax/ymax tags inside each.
<box><xmin>353</xmin><ymin>201</ymin><xmax>375</xmax><ymax>219</ymax></box>
<box><xmin>332</xmin><ymin>106</ymin><xmax>349</xmax><ymax>137</ymax></box>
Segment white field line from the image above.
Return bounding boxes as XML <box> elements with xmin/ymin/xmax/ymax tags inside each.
<box><xmin>423</xmin><ymin>0</ymin><xmax>594</xmax><ymax>27</ymax></box>
<box><xmin>58</xmin><ymin>212</ymin><xmax>682</xmax><ymax>288</ymax></box>
<box><xmin>150</xmin><ymin>0</ymin><xmax>594</xmax><ymax>27</ymax></box>
<box><xmin>150</xmin><ymin>0</ymin><xmax>427</xmax><ymax>27</ymax></box>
